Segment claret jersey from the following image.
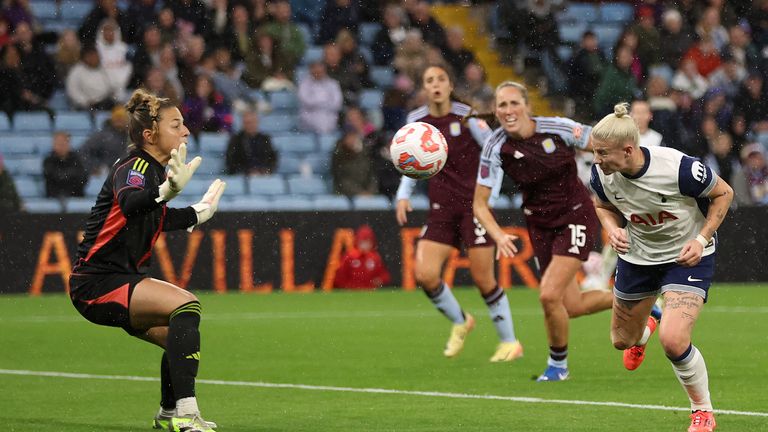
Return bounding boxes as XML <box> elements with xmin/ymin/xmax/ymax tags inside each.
<box><xmin>590</xmin><ymin>146</ymin><xmax>717</xmax><ymax>265</ymax></box>
<box><xmin>73</xmin><ymin>149</ymin><xmax>197</xmax><ymax>276</ymax></box>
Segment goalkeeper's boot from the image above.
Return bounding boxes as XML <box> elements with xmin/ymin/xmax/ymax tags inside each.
<box><xmin>153</xmin><ymin>414</ymin><xmax>217</xmax><ymax>430</ymax></box>
<box><xmin>688</xmin><ymin>410</ymin><xmax>716</xmax><ymax>432</ymax></box>
<box><xmin>168</xmin><ymin>414</ymin><xmax>217</xmax><ymax>432</ymax></box>
<box><xmin>443</xmin><ymin>313</ymin><xmax>475</xmax><ymax>357</ymax></box>
<box><xmin>490</xmin><ymin>340</ymin><xmax>524</xmax><ymax>362</ymax></box>
<box><xmin>536</xmin><ymin>365</ymin><xmax>569</xmax><ymax>382</ymax></box>
<box><xmin>623</xmin><ymin>315</ymin><xmax>658</xmax><ymax>371</ymax></box>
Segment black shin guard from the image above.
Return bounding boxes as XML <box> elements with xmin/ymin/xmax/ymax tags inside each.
<box><xmin>160</xmin><ymin>352</ymin><xmax>175</xmax><ymax>410</ymax></box>
<box><xmin>167</xmin><ymin>301</ymin><xmax>201</xmax><ymax>400</ymax></box>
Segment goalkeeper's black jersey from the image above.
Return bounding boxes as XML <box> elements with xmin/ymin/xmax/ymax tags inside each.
<box><xmin>72</xmin><ymin>148</ymin><xmax>197</xmax><ymax>276</ymax></box>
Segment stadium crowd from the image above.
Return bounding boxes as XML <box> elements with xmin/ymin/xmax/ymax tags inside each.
<box><xmin>0</xmin><ymin>0</ymin><xmax>767</xmax><ymax>213</ymax></box>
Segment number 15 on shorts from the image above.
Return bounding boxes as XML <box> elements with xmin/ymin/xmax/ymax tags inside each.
<box><xmin>568</xmin><ymin>224</ymin><xmax>587</xmax><ymax>247</ymax></box>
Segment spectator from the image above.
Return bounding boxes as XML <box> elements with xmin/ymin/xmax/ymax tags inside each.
<box><xmin>455</xmin><ymin>62</ymin><xmax>494</xmax><ymax>112</ymax></box>
<box><xmin>593</xmin><ymin>44</ymin><xmax>640</xmax><ymax>117</ymax></box>
<box><xmin>181</xmin><ymin>74</ymin><xmax>233</xmax><ymax>138</ymax></box>
<box><xmin>671</xmin><ymin>58</ymin><xmax>709</xmax><ymax>100</ymax></box>
<box><xmin>14</xmin><ymin>22</ymin><xmax>55</xmax><ymax>107</ymax></box>
<box><xmin>695</xmin><ymin>6</ymin><xmax>730</xmax><ymax>51</ymax></box>
<box><xmin>156</xmin><ymin>7</ymin><xmax>178</xmax><ymax>45</ymax></box>
<box><xmin>409</xmin><ymin>1</ymin><xmax>446</xmax><ymax>50</ymax></box>
<box><xmin>157</xmin><ymin>44</ymin><xmax>184</xmax><ymax>100</ymax></box>
<box><xmin>615</xmin><ymin>29</ymin><xmax>644</xmax><ymax>83</ymax></box>
<box><xmin>54</xmin><ymin>29</ymin><xmax>81</xmax><ymax>87</ymax></box>
<box><xmin>205</xmin><ymin>47</ymin><xmax>261</xmax><ymax>111</ymax></box>
<box><xmin>43</xmin><ymin>131</ymin><xmax>88</xmax><ymax>198</ymax></box>
<box><xmin>708</xmin><ymin>51</ymin><xmax>746</xmax><ymax>99</ymax></box>
<box><xmin>243</xmin><ymin>31</ymin><xmax>293</xmax><ymax>90</ymax></box>
<box><xmin>0</xmin><ymin>44</ymin><xmax>42</xmax><ymax>116</ymax></box>
<box><xmin>443</xmin><ymin>26</ymin><xmax>476</xmax><ymax>79</ymax></box>
<box><xmin>324</xmin><ymin>42</ymin><xmax>362</xmax><ymax>105</ymax></box>
<box><xmin>142</xmin><ymin>67</ymin><xmax>181</xmax><ymax>106</ymax></box>
<box><xmin>659</xmin><ymin>9</ymin><xmax>695</xmax><ymax>70</ymax></box>
<box><xmin>205</xmin><ymin>0</ymin><xmax>230</xmax><ymax>47</ymax></box>
<box><xmin>631</xmin><ymin>6</ymin><xmax>662</xmax><ymax>70</ymax></box>
<box><xmin>722</xmin><ymin>23</ymin><xmax>760</xmax><ymax>72</ymax></box>
<box><xmin>129</xmin><ymin>25</ymin><xmax>163</xmax><ymax>88</ymax></box>
<box><xmin>79</xmin><ymin>105</ymin><xmax>129</xmax><ymax>175</ymax></box>
<box><xmin>79</xmin><ymin>0</ymin><xmax>135</xmax><ymax>45</ymax></box>
<box><xmin>733</xmin><ymin>71</ymin><xmax>768</xmax><ymax>135</ymax></box>
<box><xmin>317</xmin><ymin>0</ymin><xmax>359</xmax><ymax>45</ymax></box>
<box><xmin>524</xmin><ymin>0</ymin><xmax>564</xmax><ymax>92</ymax></box>
<box><xmin>2</xmin><ymin>0</ymin><xmax>35</xmax><ymax>30</ymax></box>
<box><xmin>333</xmin><ymin>225</ymin><xmax>391</xmax><ymax>289</ymax></box>
<box><xmin>225</xmin><ymin>110</ymin><xmax>277</xmax><ymax>176</ymax></box>
<box><xmin>394</xmin><ymin>30</ymin><xmax>429</xmax><ymax>84</ymax></box>
<box><xmin>344</xmin><ymin>106</ymin><xmax>397</xmax><ymax>197</ymax></box>
<box><xmin>65</xmin><ymin>45</ymin><xmax>116</xmax><ymax>111</ymax></box>
<box><xmin>740</xmin><ymin>142</ymin><xmax>768</xmax><ymax>205</ymax></box>
<box><xmin>96</xmin><ymin>18</ymin><xmax>132</xmax><ymax>101</ymax></box>
<box><xmin>681</xmin><ymin>36</ymin><xmax>722</xmax><ymax>78</ymax></box>
<box><xmin>631</xmin><ymin>100</ymin><xmax>663</xmax><ymax>147</ymax></box>
<box><xmin>258</xmin><ymin>0</ymin><xmax>306</xmax><ymax>78</ymax></box>
<box><xmin>372</xmin><ymin>4</ymin><xmax>407</xmax><ymax>66</ymax></box>
<box><xmin>567</xmin><ymin>30</ymin><xmax>607</xmax><ymax>122</ymax></box>
<box><xmin>647</xmin><ymin>75</ymin><xmax>688</xmax><ymax>153</ymax></box>
<box><xmin>0</xmin><ymin>155</ymin><xmax>21</xmax><ymax>214</ymax></box>
<box><xmin>336</xmin><ymin>29</ymin><xmax>373</xmax><ymax>89</ymax></box>
<box><xmin>0</xmin><ymin>18</ymin><xmax>10</xmax><ymax>50</ymax></box>
<box><xmin>177</xmin><ymin>34</ymin><xmax>206</xmax><ymax>96</ymax></box>
<box><xmin>381</xmin><ymin>73</ymin><xmax>413</xmax><ymax>133</ymax></box>
<box><xmin>165</xmin><ymin>0</ymin><xmax>208</xmax><ymax>36</ymax></box>
<box><xmin>297</xmin><ymin>61</ymin><xmax>342</xmax><ymax>134</ymax></box>
<box><xmin>331</xmin><ymin>127</ymin><xmax>377</xmax><ymax>197</ymax></box>
<box><xmin>704</xmin><ymin>131</ymin><xmax>743</xmax><ymax>192</ymax></box>
<box><xmin>126</xmin><ymin>0</ymin><xmax>158</xmax><ymax>35</ymax></box>
<box><xmin>223</xmin><ymin>4</ymin><xmax>253</xmax><ymax>63</ymax></box>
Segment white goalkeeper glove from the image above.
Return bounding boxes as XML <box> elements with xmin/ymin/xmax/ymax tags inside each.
<box><xmin>156</xmin><ymin>143</ymin><xmax>202</xmax><ymax>203</ymax></box>
<box><xmin>188</xmin><ymin>178</ymin><xmax>226</xmax><ymax>232</ymax></box>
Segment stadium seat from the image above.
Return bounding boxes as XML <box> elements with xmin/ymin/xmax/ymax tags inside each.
<box><xmin>276</xmin><ymin>156</ymin><xmax>303</xmax><ymax>175</ymax></box>
<box><xmin>556</xmin><ymin>45</ymin><xmax>573</xmax><ymax>62</ymax></box>
<box><xmin>352</xmin><ymin>195</ymin><xmax>391</xmax><ymax>210</ymax></box>
<box><xmin>313</xmin><ymin>194</ymin><xmax>351</xmax><ymax>210</ymax></box>
<box><xmin>23</xmin><ymin>198</ymin><xmax>65</xmax><ymax>213</ymax></box>
<box><xmin>260</xmin><ymin>114</ymin><xmax>298</xmax><ymax>133</ymax></box>
<box><xmin>219</xmin><ymin>175</ymin><xmax>247</xmax><ymax>196</ymax></box>
<box><xmin>49</xmin><ymin>90</ymin><xmax>70</xmax><ymax>111</ymax></box>
<box><xmin>593</xmin><ymin>23</ymin><xmax>625</xmax><ymax>50</ymax></box>
<box><xmin>184</xmin><ymin>178</ymin><xmax>213</xmax><ymax>196</ymax></box>
<box><xmin>558</xmin><ymin>22</ymin><xmax>588</xmax><ymax>44</ymax></box>
<box><xmin>54</xmin><ymin>111</ymin><xmax>93</xmax><ymax>133</ymax></box>
<box><xmin>13</xmin><ymin>112</ymin><xmax>51</xmax><ymax>132</ymax></box>
<box><xmin>599</xmin><ymin>3</ymin><xmax>634</xmax><ymax>23</ymax></box>
<box><xmin>271</xmin><ymin>133</ymin><xmax>316</xmax><ymax>154</ymax></box>
<box><xmin>409</xmin><ymin>194</ymin><xmax>430</xmax><ymax>210</ymax></box>
<box><xmin>13</xmin><ymin>177</ymin><xmax>42</xmax><ymax>198</ymax></box>
<box><xmin>359</xmin><ymin>46</ymin><xmax>373</xmax><ymax>64</ymax></box>
<box><xmin>7</xmin><ymin>157</ymin><xmax>42</xmax><ymax>176</ymax></box>
<box><xmin>317</xmin><ymin>132</ymin><xmax>340</xmax><ymax>152</ymax></box>
<box><xmin>0</xmin><ymin>112</ymin><xmax>10</xmax><ymax>132</ymax></box>
<box><xmin>69</xmin><ymin>134</ymin><xmax>89</xmax><ymax>150</ymax></box>
<box><xmin>29</xmin><ymin>1</ymin><xmax>58</xmax><ymax>20</ymax></box>
<box><xmin>301</xmin><ymin>45</ymin><xmax>324</xmax><ymax>65</ymax></box>
<box><xmin>556</xmin><ymin>3</ymin><xmax>598</xmax><ymax>23</ymax></box>
<box><xmin>269</xmin><ymin>91</ymin><xmax>299</xmax><ymax>111</ymax></box>
<box><xmin>247</xmin><ymin>175</ymin><xmax>286</xmax><ymax>195</ymax></box>
<box><xmin>199</xmin><ymin>132</ymin><xmax>230</xmax><ymax>155</ymax></box>
<box><xmin>218</xmin><ymin>195</ymin><xmax>271</xmax><ymax>211</ymax></box>
<box><xmin>359</xmin><ymin>90</ymin><xmax>384</xmax><ymax>110</ymax></box>
<box><xmin>297</xmin><ymin>23</ymin><xmax>313</xmax><ymax>45</ymax></box>
<box><xmin>287</xmin><ymin>175</ymin><xmax>327</xmax><ymax>195</ymax></box>
<box><xmin>65</xmin><ymin>197</ymin><xmax>95</xmax><ymax>213</ymax></box>
<box><xmin>196</xmin><ymin>156</ymin><xmax>225</xmax><ymax>176</ymax></box>
<box><xmin>85</xmin><ymin>175</ymin><xmax>106</xmax><ymax>196</ymax></box>
<box><xmin>270</xmin><ymin>195</ymin><xmax>314</xmax><ymax>211</ymax></box>
<box><xmin>359</xmin><ymin>22</ymin><xmax>381</xmax><ymax>47</ymax></box>
<box><xmin>60</xmin><ymin>0</ymin><xmax>92</xmax><ymax>20</ymax></box>
<box><xmin>93</xmin><ymin>110</ymin><xmax>111</xmax><ymax>128</ymax></box>
<box><xmin>303</xmin><ymin>154</ymin><xmax>330</xmax><ymax>176</ymax></box>
<box><xmin>370</xmin><ymin>67</ymin><xmax>395</xmax><ymax>88</ymax></box>
<box><xmin>1</xmin><ymin>136</ymin><xmax>38</xmax><ymax>155</ymax></box>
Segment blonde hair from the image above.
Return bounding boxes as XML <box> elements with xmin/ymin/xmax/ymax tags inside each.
<box><xmin>494</xmin><ymin>81</ymin><xmax>529</xmax><ymax>105</ymax></box>
<box><xmin>591</xmin><ymin>102</ymin><xmax>639</xmax><ymax>148</ymax></box>
<box><xmin>125</xmin><ymin>88</ymin><xmax>176</xmax><ymax>150</ymax></box>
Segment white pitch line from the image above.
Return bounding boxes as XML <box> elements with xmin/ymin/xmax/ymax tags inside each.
<box><xmin>0</xmin><ymin>369</ymin><xmax>766</xmax><ymax>418</ymax></box>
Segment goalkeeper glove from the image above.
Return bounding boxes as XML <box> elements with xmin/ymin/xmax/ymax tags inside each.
<box><xmin>156</xmin><ymin>143</ymin><xmax>202</xmax><ymax>203</ymax></box>
<box><xmin>188</xmin><ymin>178</ymin><xmax>226</xmax><ymax>232</ymax></box>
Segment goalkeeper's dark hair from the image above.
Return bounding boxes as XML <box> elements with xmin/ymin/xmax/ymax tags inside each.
<box><xmin>125</xmin><ymin>88</ymin><xmax>176</xmax><ymax>150</ymax></box>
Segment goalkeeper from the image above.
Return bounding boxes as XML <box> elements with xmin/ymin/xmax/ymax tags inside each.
<box><xmin>69</xmin><ymin>89</ymin><xmax>224</xmax><ymax>432</ymax></box>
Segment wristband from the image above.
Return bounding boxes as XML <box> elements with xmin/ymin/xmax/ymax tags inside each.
<box><xmin>695</xmin><ymin>234</ymin><xmax>709</xmax><ymax>248</ymax></box>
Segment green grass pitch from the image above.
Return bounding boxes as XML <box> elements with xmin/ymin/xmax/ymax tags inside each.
<box><xmin>1</xmin><ymin>284</ymin><xmax>767</xmax><ymax>431</ymax></box>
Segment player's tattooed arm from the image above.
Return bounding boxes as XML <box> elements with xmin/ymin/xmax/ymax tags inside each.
<box><xmin>701</xmin><ymin>175</ymin><xmax>734</xmax><ymax>240</ymax></box>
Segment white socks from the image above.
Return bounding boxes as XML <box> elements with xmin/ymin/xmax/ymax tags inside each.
<box><xmin>483</xmin><ymin>287</ymin><xmax>517</xmax><ymax>343</ymax></box>
<box><xmin>426</xmin><ymin>282</ymin><xmax>466</xmax><ymax>324</ymax></box>
<box><xmin>637</xmin><ymin>325</ymin><xmax>651</xmax><ymax>346</ymax></box>
<box><xmin>670</xmin><ymin>345</ymin><xmax>713</xmax><ymax>412</ymax></box>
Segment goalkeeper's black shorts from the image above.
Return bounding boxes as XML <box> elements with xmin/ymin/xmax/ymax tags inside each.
<box><xmin>69</xmin><ymin>273</ymin><xmax>146</xmax><ymax>335</ymax></box>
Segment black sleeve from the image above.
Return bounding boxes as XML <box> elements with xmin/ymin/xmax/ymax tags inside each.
<box><xmin>163</xmin><ymin>206</ymin><xmax>198</xmax><ymax>231</ymax></box>
<box><xmin>114</xmin><ymin>159</ymin><xmax>163</xmax><ymax>216</ymax></box>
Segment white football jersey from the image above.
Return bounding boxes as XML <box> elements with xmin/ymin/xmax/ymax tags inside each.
<box><xmin>590</xmin><ymin>146</ymin><xmax>717</xmax><ymax>265</ymax></box>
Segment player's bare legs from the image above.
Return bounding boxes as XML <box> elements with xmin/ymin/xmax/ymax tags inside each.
<box><xmin>416</xmin><ymin>240</ymin><xmax>475</xmax><ymax>357</ymax></box>
<box><xmin>539</xmin><ymin>256</ymin><xmax>583</xmax><ymax>348</ymax></box>
<box><xmin>563</xmin><ymin>277</ymin><xmax>614</xmax><ymax>317</ymax></box>
<box><xmin>610</xmin><ymin>296</ymin><xmax>656</xmax><ymax>350</ymax></box>
<box><xmin>131</xmin><ymin>279</ymin><xmax>215</xmax><ymax>431</ymax></box>
<box><xmin>469</xmin><ymin>246</ymin><xmax>523</xmax><ymax>362</ymax></box>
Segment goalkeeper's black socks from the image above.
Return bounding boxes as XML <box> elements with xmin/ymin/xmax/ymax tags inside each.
<box><xmin>160</xmin><ymin>352</ymin><xmax>175</xmax><ymax>410</ymax></box>
<box><xmin>167</xmin><ymin>301</ymin><xmax>202</xmax><ymax>400</ymax></box>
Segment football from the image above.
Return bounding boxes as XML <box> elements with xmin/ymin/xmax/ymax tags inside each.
<box><xmin>390</xmin><ymin>122</ymin><xmax>449</xmax><ymax>180</ymax></box>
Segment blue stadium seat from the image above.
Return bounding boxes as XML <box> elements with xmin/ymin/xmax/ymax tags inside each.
<box><xmin>54</xmin><ymin>111</ymin><xmax>93</xmax><ymax>133</ymax></box>
<box><xmin>199</xmin><ymin>132</ymin><xmax>230</xmax><ymax>155</ymax></box>
<box><xmin>69</xmin><ymin>134</ymin><xmax>89</xmax><ymax>150</ymax></box>
<box><xmin>313</xmin><ymin>194</ymin><xmax>351</xmax><ymax>210</ymax></box>
<box><xmin>359</xmin><ymin>90</ymin><xmax>383</xmax><ymax>110</ymax></box>
<box><xmin>23</xmin><ymin>198</ymin><xmax>64</xmax><ymax>213</ymax></box>
<box><xmin>49</xmin><ymin>90</ymin><xmax>70</xmax><ymax>111</ymax></box>
<box><xmin>196</xmin><ymin>156</ymin><xmax>225</xmax><ymax>176</ymax></box>
<box><xmin>556</xmin><ymin>3</ymin><xmax>598</xmax><ymax>23</ymax></box>
<box><xmin>271</xmin><ymin>133</ymin><xmax>316</xmax><ymax>154</ymax></box>
<box><xmin>287</xmin><ymin>175</ymin><xmax>327</xmax><ymax>195</ymax></box>
<box><xmin>247</xmin><ymin>175</ymin><xmax>286</xmax><ymax>195</ymax></box>
<box><xmin>13</xmin><ymin>112</ymin><xmax>51</xmax><ymax>132</ymax></box>
<box><xmin>276</xmin><ymin>156</ymin><xmax>303</xmax><ymax>175</ymax></box>
<box><xmin>593</xmin><ymin>23</ymin><xmax>625</xmax><ymax>50</ymax></box>
<box><xmin>303</xmin><ymin>154</ymin><xmax>330</xmax><ymax>176</ymax></box>
<box><xmin>317</xmin><ymin>132</ymin><xmax>340</xmax><ymax>152</ymax></box>
<box><xmin>60</xmin><ymin>0</ymin><xmax>92</xmax><ymax>20</ymax></box>
<box><xmin>370</xmin><ymin>67</ymin><xmax>394</xmax><ymax>88</ymax></box>
<box><xmin>599</xmin><ymin>3</ymin><xmax>634</xmax><ymax>23</ymax></box>
<box><xmin>269</xmin><ymin>91</ymin><xmax>299</xmax><ymax>111</ymax></box>
<box><xmin>270</xmin><ymin>195</ymin><xmax>314</xmax><ymax>211</ymax></box>
<box><xmin>85</xmin><ymin>175</ymin><xmax>106</xmax><ymax>196</ymax></box>
<box><xmin>1</xmin><ymin>136</ymin><xmax>38</xmax><ymax>155</ymax></box>
<box><xmin>297</xmin><ymin>23</ymin><xmax>313</xmax><ymax>45</ymax></box>
<box><xmin>183</xmin><ymin>178</ymin><xmax>212</xmax><ymax>196</ymax></box>
<box><xmin>301</xmin><ymin>45</ymin><xmax>324</xmax><ymax>65</ymax></box>
<box><xmin>352</xmin><ymin>195</ymin><xmax>391</xmax><ymax>210</ymax></box>
<box><xmin>65</xmin><ymin>197</ymin><xmax>95</xmax><ymax>213</ymax></box>
<box><xmin>219</xmin><ymin>175</ymin><xmax>246</xmax><ymax>196</ymax></box>
<box><xmin>359</xmin><ymin>46</ymin><xmax>373</xmax><ymax>64</ymax></box>
<box><xmin>7</xmin><ymin>157</ymin><xmax>42</xmax><ymax>176</ymax></box>
<box><xmin>0</xmin><ymin>112</ymin><xmax>10</xmax><ymax>132</ymax></box>
<box><xmin>93</xmin><ymin>110</ymin><xmax>111</xmax><ymax>128</ymax></box>
<box><xmin>13</xmin><ymin>177</ymin><xmax>42</xmax><ymax>198</ymax></box>
<box><xmin>260</xmin><ymin>114</ymin><xmax>298</xmax><ymax>133</ymax></box>
<box><xmin>218</xmin><ymin>196</ymin><xmax>271</xmax><ymax>211</ymax></box>
<box><xmin>556</xmin><ymin>45</ymin><xmax>573</xmax><ymax>62</ymax></box>
<box><xmin>29</xmin><ymin>1</ymin><xmax>58</xmax><ymax>20</ymax></box>
<box><xmin>359</xmin><ymin>22</ymin><xmax>381</xmax><ymax>47</ymax></box>
<box><xmin>409</xmin><ymin>194</ymin><xmax>430</xmax><ymax>210</ymax></box>
<box><xmin>558</xmin><ymin>22</ymin><xmax>588</xmax><ymax>44</ymax></box>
